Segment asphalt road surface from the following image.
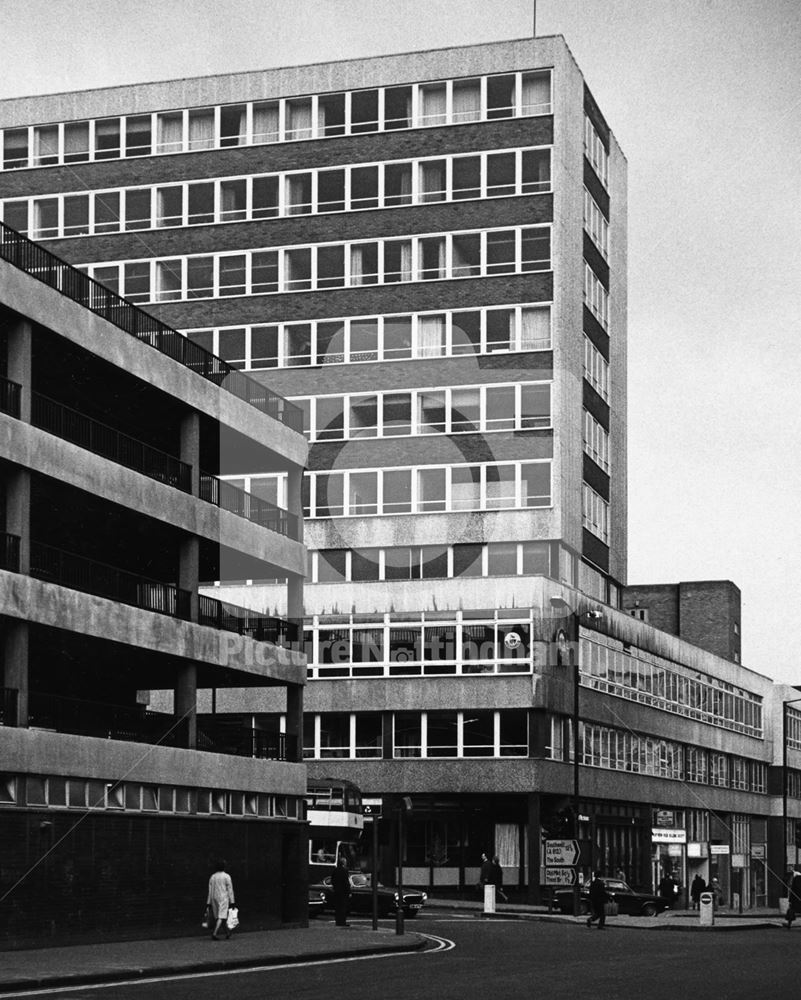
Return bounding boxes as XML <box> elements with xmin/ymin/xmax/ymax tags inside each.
<box><xmin>22</xmin><ymin>913</ymin><xmax>797</xmax><ymax>1000</ymax></box>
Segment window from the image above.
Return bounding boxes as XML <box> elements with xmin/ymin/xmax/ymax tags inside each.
<box><xmin>220</xmin><ymin>179</ymin><xmax>247</xmax><ymax>221</ymax></box>
<box><xmin>584</xmin><ymin>263</ymin><xmax>609</xmax><ymax>328</ymax></box>
<box><xmin>188</xmin><ymin>108</ymin><xmax>215</xmax><ymax>150</ymax></box>
<box><xmin>186</xmin><ymin>256</ymin><xmax>214</xmax><ymax>298</ymax></box>
<box><xmin>521</xmin><ymin>71</ymin><xmax>551</xmax><ymax>115</ymax></box>
<box><xmin>253</xmin><ymin>175</ymin><xmax>279</xmax><ymax>218</ymax></box>
<box><xmin>487</xmin><ymin>75</ymin><xmax>515</xmax><ymax>119</ymax></box>
<box><xmin>252</xmin><ymin>101</ymin><xmax>279</xmax><ymax>143</ymax></box>
<box><xmin>220</xmin><ymin>104</ymin><xmax>247</xmax><ymax>147</ymax></box>
<box><xmin>452</xmin><ymin>233</ymin><xmax>481</xmax><ymax>277</ymax></box>
<box><xmin>156</xmin><ymin>111</ymin><xmax>184</xmax><ymax>153</ymax></box>
<box><xmin>318</xmin><ymin>168</ymin><xmax>345</xmax><ymax>212</ymax></box>
<box><xmin>2</xmin><ymin>199</ymin><xmax>28</xmax><ymax>233</ymax></box>
<box><xmin>484</xmin><ymin>385</ymin><xmax>515</xmax><ymax>431</ymax></box>
<box><xmin>420</xmin><ymin>160</ymin><xmax>446</xmax><ymax>202</ymax></box>
<box><xmin>485</xmin><ymin>464</ymin><xmax>516</xmax><ymax>509</ymax></box>
<box><xmin>94</xmin><ymin>191</ymin><xmax>120</xmax><ymax>234</ymax></box>
<box><xmin>33</xmin><ymin>125</ymin><xmax>59</xmax><ymax>166</ymax></box>
<box><xmin>187</xmin><ymin>182</ymin><xmax>215</xmax><ymax>225</ymax></box>
<box><xmin>286</xmin><ymin>173</ymin><xmax>312</xmax><ymax>215</ymax></box>
<box><xmin>351</xmin><ymin>166</ymin><xmax>379</xmax><ymax>209</ymax></box>
<box><xmin>486</xmin><ymin>152</ymin><xmax>516</xmax><ymax>196</ymax></box>
<box><xmin>453</xmin><ymin>79</ymin><xmax>481</xmax><ymax>122</ymax></box>
<box><xmin>584</xmin><ymin>337</ymin><xmax>609</xmax><ymax>400</ymax></box>
<box><xmin>582</xmin><ymin>484</ymin><xmax>609</xmax><ymax>542</ymax></box>
<box><xmin>451</xmin><ymin>388</ymin><xmax>480</xmax><ymax>432</ymax></box>
<box><xmin>523</xmin><ymin>463</ymin><xmax>551</xmax><ymax>507</ymax></box>
<box><xmin>418</xmin><ymin>391</ymin><xmax>446</xmax><ymax>434</ymax></box>
<box><xmin>383</xmin><ymin>392</ymin><xmax>412</xmax><ymax>435</ymax></box>
<box><xmin>157</xmin><ymin>186</ymin><xmax>183</xmax><ymax>227</ymax></box>
<box><xmin>125</xmin><ymin>115</ymin><xmax>152</xmax><ymax>156</ymax></box>
<box><xmin>419</xmin><ymin>83</ymin><xmax>447</xmax><ymax>126</ymax></box>
<box><xmin>385</xmin><ymin>163</ymin><xmax>412</xmax><ymax>206</ymax></box>
<box><xmin>64</xmin><ymin>121</ymin><xmax>90</xmax><ymax>163</ymax></box>
<box><xmin>583</xmin><ymin>410</ymin><xmax>610</xmax><ymax>471</ymax></box>
<box><xmin>522</xmin><ymin>228</ymin><xmax>550</xmax><ymax>271</ymax></box>
<box><xmin>32</xmin><ymin>198</ymin><xmax>58</xmax><ymax>239</ymax></box>
<box><xmin>124</xmin><ymin>189</ymin><xmax>151</xmax><ymax>231</ymax></box>
<box><xmin>486</xmin><ymin>230</ymin><xmax>516</xmax><ymax>274</ymax></box>
<box><xmin>417</xmin><ymin>468</ymin><xmax>446</xmax><ymax>512</ymax></box>
<box><xmin>384</xmin><ymin>86</ymin><xmax>412</xmax><ymax>130</ymax></box>
<box><xmin>584</xmin><ymin>116</ymin><xmax>609</xmax><ymax>186</ymax></box>
<box><xmin>452</xmin><ymin>155</ymin><xmax>481</xmax><ymax>200</ymax></box>
<box><xmin>219</xmin><ymin>254</ymin><xmax>246</xmax><ymax>296</ymax></box>
<box><xmin>520</xmin><ymin>384</ymin><xmax>550</xmax><ymax>428</ymax></box>
<box><xmin>318</xmin><ymin>93</ymin><xmax>346</xmax><ymax>136</ymax></box>
<box><xmin>522</xmin><ymin>149</ymin><xmax>551</xmax><ymax>193</ymax></box>
<box><xmin>584</xmin><ymin>187</ymin><xmax>609</xmax><ymax>257</ymax></box>
<box><xmin>351</xmin><ymin>90</ymin><xmax>379</xmax><ymax>133</ymax></box>
<box><xmin>95</xmin><ymin>118</ymin><xmax>121</xmax><ymax>159</ymax></box>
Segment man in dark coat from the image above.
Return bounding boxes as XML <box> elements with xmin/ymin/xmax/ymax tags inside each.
<box><xmin>586</xmin><ymin>872</ymin><xmax>609</xmax><ymax>929</ymax></box>
<box><xmin>659</xmin><ymin>872</ymin><xmax>677</xmax><ymax>909</ymax></box>
<box><xmin>690</xmin><ymin>874</ymin><xmax>706</xmax><ymax>909</ymax></box>
<box><xmin>332</xmin><ymin>855</ymin><xmax>351</xmax><ymax>927</ymax></box>
<box><xmin>785</xmin><ymin>868</ymin><xmax>801</xmax><ymax>928</ymax></box>
<box><xmin>479</xmin><ymin>852</ymin><xmax>494</xmax><ymax>893</ymax></box>
<box><xmin>490</xmin><ymin>856</ymin><xmax>509</xmax><ymax>902</ymax></box>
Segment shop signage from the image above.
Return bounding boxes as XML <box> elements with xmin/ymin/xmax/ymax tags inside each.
<box><xmin>651</xmin><ymin>828</ymin><xmax>686</xmax><ymax>844</ymax></box>
<box><xmin>751</xmin><ymin>844</ymin><xmax>766</xmax><ymax>860</ymax></box>
<box><xmin>687</xmin><ymin>842</ymin><xmax>706</xmax><ymax>858</ymax></box>
<box><xmin>732</xmin><ymin>854</ymin><xmax>747</xmax><ymax>868</ymax></box>
<box><xmin>543</xmin><ymin>867</ymin><xmax>577</xmax><ymax>886</ymax></box>
<box><xmin>655</xmin><ymin>810</ymin><xmax>675</xmax><ymax>828</ymax></box>
<box><xmin>668</xmin><ymin>845</ymin><xmax>683</xmax><ymax>857</ymax></box>
<box><xmin>710</xmin><ymin>844</ymin><xmax>730</xmax><ymax>855</ymax></box>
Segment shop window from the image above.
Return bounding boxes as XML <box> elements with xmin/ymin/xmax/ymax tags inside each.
<box><xmin>353</xmin><ymin>628</ymin><xmax>384</xmax><ymax>664</ymax></box>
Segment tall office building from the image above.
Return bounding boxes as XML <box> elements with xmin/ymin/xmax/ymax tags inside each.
<box><xmin>5</xmin><ymin>38</ymin><xmax>795</xmax><ymax>908</ymax></box>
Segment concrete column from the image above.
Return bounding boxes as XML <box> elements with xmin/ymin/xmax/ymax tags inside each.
<box><xmin>7</xmin><ymin>318</ymin><xmax>32</xmax><ymax>423</ymax></box>
<box><xmin>3</xmin><ymin>621</ymin><xmax>29</xmax><ymax>727</ymax></box>
<box><xmin>287</xmin><ymin>571</ymin><xmax>304</xmax><ymax>622</ymax></box>
<box><xmin>286</xmin><ymin>464</ymin><xmax>304</xmax><ymax>542</ymax></box>
<box><xmin>178</xmin><ymin>536</ymin><xmax>199</xmax><ymax>623</ymax></box>
<box><xmin>526</xmin><ymin>793</ymin><xmax>543</xmax><ymax>904</ymax></box>
<box><xmin>179</xmin><ymin>410</ymin><xmax>201</xmax><ymax>496</ymax></box>
<box><xmin>6</xmin><ymin>468</ymin><xmax>31</xmax><ymax>574</ymax></box>
<box><xmin>285</xmin><ymin>682</ymin><xmax>303</xmax><ymax>762</ymax></box>
<box><xmin>174</xmin><ymin>664</ymin><xmax>197</xmax><ymax>749</ymax></box>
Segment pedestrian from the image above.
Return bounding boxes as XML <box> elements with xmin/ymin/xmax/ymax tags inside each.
<box><xmin>785</xmin><ymin>867</ymin><xmax>801</xmax><ymax>928</ymax></box>
<box><xmin>658</xmin><ymin>872</ymin><xmax>676</xmax><ymax>909</ymax></box>
<box><xmin>479</xmin><ymin>852</ymin><xmax>493</xmax><ymax>893</ymax></box>
<box><xmin>586</xmin><ymin>871</ymin><xmax>609</xmax><ymax>929</ymax></box>
<box><xmin>690</xmin><ymin>874</ymin><xmax>706</xmax><ymax>910</ymax></box>
<box><xmin>206</xmin><ymin>860</ymin><xmax>235</xmax><ymax>941</ymax></box>
<box><xmin>709</xmin><ymin>876</ymin><xmax>723</xmax><ymax>907</ymax></box>
<box><xmin>332</xmin><ymin>854</ymin><xmax>351</xmax><ymax>927</ymax></box>
<box><xmin>490</xmin><ymin>856</ymin><xmax>508</xmax><ymax>903</ymax></box>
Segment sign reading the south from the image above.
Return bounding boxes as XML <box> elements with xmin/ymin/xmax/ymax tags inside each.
<box><xmin>544</xmin><ymin>839</ymin><xmax>580</xmax><ymax>866</ymax></box>
<box><xmin>543</xmin><ymin>867</ymin><xmax>577</xmax><ymax>886</ymax></box>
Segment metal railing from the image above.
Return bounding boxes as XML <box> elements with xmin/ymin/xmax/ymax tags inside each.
<box><xmin>0</xmin><ymin>688</ymin><xmax>18</xmax><ymax>726</ymax></box>
<box><xmin>0</xmin><ymin>374</ymin><xmax>21</xmax><ymax>418</ymax></box>
<box><xmin>32</xmin><ymin>391</ymin><xmax>192</xmax><ymax>492</ymax></box>
<box><xmin>30</xmin><ymin>540</ymin><xmax>191</xmax><ymax>619</ymax></box>
<box><xmin>197</xmin><ymin>721</ymin><xmax>296</xmax><ymax>761</ymax></box>
<box><xmin>200</xmin><ymin>473</ymin><xmax>300</xmax><ymax>538</ymax></box>
<box><xmin>0</xmin><ymin>220</ymin><xmax>304</xmax><ymax>432</ymax></box>
<box><xmin>1</xmin><ymin>532</ymin><xmax>20</xmax><ymax>572</ymax></box>
<box><xmin>198</xmin><ymin>593</ymin><xmax>299</xmax><ymax>646</ymax></box>
<box><xmin>24</xmin><ymin>691</ymin><xmax>295</xmax><ymax>760</ymax></box>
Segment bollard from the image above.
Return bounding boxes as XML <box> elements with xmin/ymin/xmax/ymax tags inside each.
<box><xmin>484</xmin><ymin>884</ymin><xmax>496</xmax><ymax>915</ymax></box>
<box><xmin>699</xmin><ymin>891</ymin><xmax>714</xmax><ymax>927</ymax></box>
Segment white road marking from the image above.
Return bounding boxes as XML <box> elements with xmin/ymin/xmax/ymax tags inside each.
<box><xmin>2</xmin><ymin>933</ymin><xmax>455</xmax><ymax>998</ymax></box>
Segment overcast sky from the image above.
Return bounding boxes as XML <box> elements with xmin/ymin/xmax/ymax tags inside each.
<box><xmin>2</xmin><ymin>0</ymin><xmax>799</xmax><ymax>684</ymax></box>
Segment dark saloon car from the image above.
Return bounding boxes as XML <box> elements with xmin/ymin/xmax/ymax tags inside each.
<box><xmin>308</xmin><ymin>887</ymin><xmax>327</xmax><ymax>917</ymax></box>
<box><xmin>554</xmin><ymin>878</ymin><xmax>668</xmax><ymax>917</ymax></box>
<box><xmin>312</xmin><ymin>872</ymin><xmax>427</xmax><ymax>918</ymax></box>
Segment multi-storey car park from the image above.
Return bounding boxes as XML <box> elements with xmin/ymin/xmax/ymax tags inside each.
<box><xmin>1</xmin><ymin>35</ymin><xmax>799</xmax><ymax>912</ymax></box>
<box><xmin>0</xmin><ymin>226</ymin><xmax>308</xmax><ymax>946</ymax></box>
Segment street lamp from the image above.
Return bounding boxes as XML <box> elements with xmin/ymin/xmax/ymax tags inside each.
<box><xmin>782</xmin><ymin>695</ymin><xmax>801</xmax><ymax>881</ymax></box>
<box><xmin>549</xmin><ymin>596</ymin><xmax>602</xmax><ymax>918</ymax></box>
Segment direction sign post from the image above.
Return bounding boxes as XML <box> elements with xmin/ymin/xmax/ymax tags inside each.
<box><xmin>544</xmin><ymin>867</ymin><xmax>577</xmax><ymax>886</ymax></box>
<box><xmin>544</xmin><ymin>839</ymin><xmax>581</xmax><ymax>867</ymax></box>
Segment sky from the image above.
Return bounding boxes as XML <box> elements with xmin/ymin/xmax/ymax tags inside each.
<box><xmin>1</xmin><ymin>0</ymin><xmax>799</xmax><ymax>683</ymax></box>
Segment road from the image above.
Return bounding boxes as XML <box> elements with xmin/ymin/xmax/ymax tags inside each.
<box><xmin>14</xmin><ymin>912</ymin><xmax>797</xmax><ymax>1000</ymax></box>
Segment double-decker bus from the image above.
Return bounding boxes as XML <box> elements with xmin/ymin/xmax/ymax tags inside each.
<box><xmin>306</xmin><ymin>777</ymin><xmax>364</xmax><ymax>878</ymax></box>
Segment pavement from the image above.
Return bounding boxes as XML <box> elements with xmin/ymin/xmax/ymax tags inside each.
<box><xmin>0</xmin><ymin>900</ymin><xmax>789</xmax><ymax>994</ymax></box>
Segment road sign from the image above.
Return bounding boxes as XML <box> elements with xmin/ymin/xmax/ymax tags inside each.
<box><xmin>543</xmin><ymin>867</ymin><xmax>577</xmax><ymax>886</ymax></box>
<box><xmin>544</xmin><ymin>839</ymin><xmax>580</xmax><ymax>866</ymax></box>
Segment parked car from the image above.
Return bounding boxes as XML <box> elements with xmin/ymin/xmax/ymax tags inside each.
<box><xmin>311</xmin><ymin>872</ymin><xmax>427</xmax><ymax>918</ymax></box>
<box><xmin>308</xmin><ymin>887</ymin><xmax>327</xmax><ymax>917</ymax></box>
<box><xmin>554</xmin><ymin>878</ymin><xmax>668</xmax><ymax>917</ymax></box>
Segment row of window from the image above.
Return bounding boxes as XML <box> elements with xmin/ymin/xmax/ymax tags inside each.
<box><xmin>583</xmin><ymin>336</ymin><xmax>610</xmax><ymax>401</ymax></box>
<box><xmin>298</xmin><ymin>460</ymin><xmax>552</xmax><ymax>519</ymax></box>
<box><xmin>570</xmin><ymin>722</ymin><xmax>767</xmax><ymax>792</ymax></box>
<box><xmin>0</xmin><ymin>773</ymin><xmax>301</xmax><ymax>818</ymax></box>
<box><xmin>583</xmin><ymin>187</ymin><xmax>609</xmax><ymax>258</ymax></box>
<box><xmin>303</xmin><ymin>710</ymin><xmax>528</xmax><ymax>759</ymax></box>
<box><xmin>1</xmin><ymin>70</ymin><xmax>552</xmax><ymax>170</ymax></box>
<box><xmin>1</xmin><ymin>147</ymin><xmax>551</xmax><ymax>240</ymax></box>
<box><xmin>185</xmin><ymin>304</ymin><xmax>552</xmax><ymax>371</ymax></box>
<box><xmin>312</xmin><ymin>540</ymin><xmax>553</xmax><ymax>584</ymax></box>
<box><xmin>584</xmin><ymin>262</ymin><xmax>610</xmax><ymax>330</ymax></box>
<box><xmin>82</xmin><ymin>225</ymin><xmax>552</xmax><ymax>303</ymax></box>
<box><xmin>583</xmin><ymin>410</ymin><xmax>610</xmax><ymax>472</ymax></box>
<box><xmin>788</xmin><ymin>706</ymin><xmax>801</xmax><ymax>751</ymax></box>
<box><xmin>291</xmin><ymin>380</ymin><xmax>551</xmax><ymax>442</ymax></box>
<box><xmin>584</xmin><ymin>115</ymin><xmax>609</xmax><ymax>186</ymax></box>
<box><xmin>581</xmin><ymin>635</ymin><xmax>764</xmax><ymax>737</ymax></box>
<box><xmin>582</xmin><ymin>483</ymin><xmax>610</xmax><ymax>543</ymax></box>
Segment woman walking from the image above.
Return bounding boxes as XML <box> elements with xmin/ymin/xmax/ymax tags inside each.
<box><xmin>207</xmin><ymin>860</ymin><xmax>236</xmax><ymax>940</ymax></box>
